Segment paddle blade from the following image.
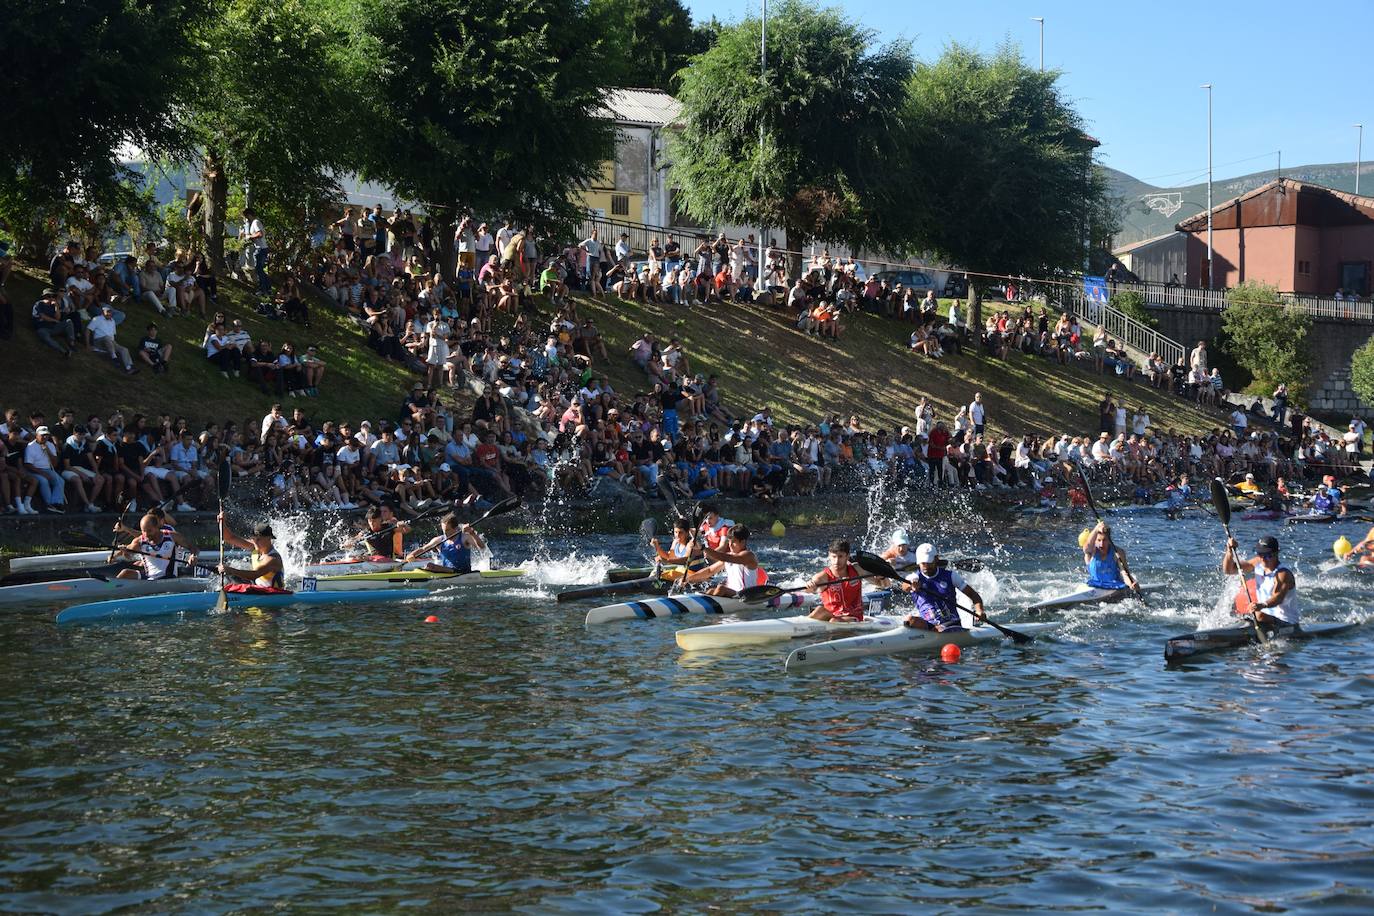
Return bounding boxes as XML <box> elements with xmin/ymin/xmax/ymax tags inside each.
<box><xmin>218</xmin><ymin>458</ymin><xmax>233</xmax><ymax>501</ymax></box>
<box><xmin>638</xmin><ymin>518</ymin><xmax>655</xmax><ymax>544</ymax></box>
<box><xmin>60</xmin><ymin>530</ymin><xmax>105</xmax><ymax>549</ymax></box>
<box><xmin>738</xmin><ymin>583</ymin><xmax>786</xmax><ymax>603</ymax></box>
<box><xmin>951</xmin><ymin>557</ymin><xmax>984</xmax><ymax>572</ymax></box>
<box><xmin>854</xmin><ymin>550</ymin><xmax>901</xmax><ymax>581</ymax></box>
<box><xmin>1210</xmin><ymin>477</ymin><xmax>1233</xmax><ymax>527</ymax></box>
<box><xmin>1075</xmin><ymin>463</ymin><xmax>1100</xmax><ymax>518</ymax></box>
<box><xmin>214</xmin><ymin>589</ymin><xmax>230</xmax><ymax>613</ymax></box>
<box><xmin>477</xmin><ymin>495</ymin><xmax>521</xmax><ymax>523</ymax></box>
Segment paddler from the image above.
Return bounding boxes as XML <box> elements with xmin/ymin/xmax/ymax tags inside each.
<box><xmin>1346</xmin><ymin>525</ymin><xmax>1374</xmax><ymax>566</ymax></box>
<box><xmin>683</xmin><ymin>524</ymin><xmax>765</xmax><ymax>597</ymax></box>
<box><xmin>1235</xmin><ymin>472</ymin><xmax>1262</xmax><ymax>497</ymax></box>
<box><xmin>403</xmin><ymin>512</ymin><xmax>485</xmax><ymax>574</ymax></box>
<box><xmin>114</xmin><ymin>505</ymin><xmax>197</xmax><ymax>562</ymax></box>
<box><xmin>880</xmin><ymin>528</ymin><xmax>916</xmax><ymax>568</ymax></box>
<box><xmin>349</xmin><ymin>505</ymin><xmax>410</xmax><ymax>557</ymax></box>
<box><xmin>900</xmin><ymin>542</ymin><xmax>987</xmax><ymax>631</ymax></box>
<box><xmin>1083</xmin><ymin>521</ymin><xmax>1143</xmax><ymax>599</ymax></box>
<box><xmin>1309</xmin><ymin>476</ymin><xmax>1345</xmax><ymax>517</ymax></box>
<box><xmin>1223</xmin><ymin>534</ymin><xmax>1298</xmax><ymax>627</ymax></box>
<box><xmin>112</xmin><ymin>514</ymin><xmax>182</xmax><ymax>580</ymax></box>
<box><xmin>697</xmin><ymin>504</ymin><xmax>734</xmax><ymax>551</ymax></box>
<box><xmin>1164</xmin><ymin>473</ymin><xmax>1191</xmax><ymax>519</ymax></box>
<box><xmin>217</xmin><ymin>512</ymin><xmax>286</xmax><ymax>588</ymax></box>
<box><xmin>804</xmin><ymin>538</ymin><xmax>874</xmax><ymax>622</ymax></box>
<box><xmin>650</xmin><ymin>517</ymin><xmax>702</xmax><ymax>580</ymax></box>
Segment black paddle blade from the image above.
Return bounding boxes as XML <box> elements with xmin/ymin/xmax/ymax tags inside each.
<box><xmin>739</xmin><ymin>583</ymin><xmax>786</xmax><ymax>603</ymax></box>
<box><xmin>1076</xmin><ymin>463</ymin><xmax>1100</xmax><ymax>518</ymax></box>
<box><xmin>1210</xmin><ymin>477</ymin><xmax>1233</xmax><ymax>527</ymax></box>
<box><xmin>479</xmin><ymin>495</ymin><xmax>521</xmax><ymax>522</ymax></box>
<box><xmin>60</xmin><ymin>530</ymin><xmax>106</xmax><ymax>549</ymax></box>
<box><xmin>218</xmin><ymin>458</ymin><xmax>233</xmax><ymax>501</ymax></box>
<box><xmin>854</xmin><ymin>550</ymin><xmax>901</xmax><ymax>581</ymax></box>
<box><xmin>951</xmin><ymin>557</ymin><xmax>985</xmax><ymax>572</ymax></box>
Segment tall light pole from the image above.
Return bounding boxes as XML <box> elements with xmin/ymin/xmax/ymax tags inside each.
<box><xmin>1356</xmin><ymin>123</ymin><xmax>1364</xmax><ymax>195</ymax></box>
<box><xmin>758</xmin><ymin>0</ymin><xmax>767</xmax><ymax>287</ymax></box>
<box><xmin>1031</xmin><ymin>18</ymin><xmax>1044</xmax><ymax>71</ymax></box>
<box><xmin>1202</xmin><ymin>83</ymin><xmax>1214</xmax><ymax>289</ymax></box>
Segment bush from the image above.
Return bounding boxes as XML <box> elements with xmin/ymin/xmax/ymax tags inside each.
<box><xmin>1219</xmin><ymin>280</ymin><xmax>1312</xmax><ymax>404</ymax></box>
<box><xmin>1352</xmin><ymin>336</ymin><xmax>1374</xmax><ymax>406</ymax></box>
<box><xmin>1109</xmin><ymin>291</ymin><xmax>1155</xmax><ymax>327</ymax></box>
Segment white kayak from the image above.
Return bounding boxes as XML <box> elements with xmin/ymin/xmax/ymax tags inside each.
<box><xmin>7</xmin><ymin>549</ymin><xmax>110</xmax><ymax>572</ymax></box>
<box><xmin>678</xmin><ymin>612</ymin><xmax>903</xmax><ymax>651</ymax></box>
<box><xmin>308</xmin><ymin>568</ymin><xmax>525</xmax><ymax>591</ymax></box>
<box><xmin>300</xmin><ymin>556</ymin><xmax>405</xmax><ymax>577</ymax></box>
<box><xmin>1026</xmin><ymin>584</ymin><xmax>1164</xmax><ymax>613</ymax></box>
<box><xmin>0</xmin><ymin>572</ymin><xmax>215</xmax><ymax>606</ymax></box>
<box><xmin>784</xmin><ymin>620</ymin><xmax>1065</xmax><ymax>671</ymax></box>
<box><xmin>585</xmin><ymin>591</ymin><xmax>819</xmax><ymax>625</ymax></box>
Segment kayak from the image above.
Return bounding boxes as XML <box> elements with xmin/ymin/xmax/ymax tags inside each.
<box><xmin>301</xmin><ymin>555</ymin><xmax>404</xmax><ymax>577</ymax></box>
<box><xmin>0</xmin><ymin>571</ymin><xmax>215</xmax><ymax>606</ymax></box>
<box><xmin>1163</xmin><ymin>621</ymin><xmax>1361</xmax><ymax>660</ymax></box>
<box><xmin>784</xmin><ymin>620</ymin><xmax>1065</xmax><ymax>671</ymax></box>
<box><xmin>1241</xmin><ymin>509</ymin><xmax>1284</xmax><ymax>521</ymax></box>
<box><xmin>1026</xmin><ymin>584</ymin><xmax>1163</xmax><ymax>613</ymax></box>
<box><xmin>1285</xmin><ymin>513</ymin><xmax>1337</xmax><ymax>525</ymax></box>
<box><xmin>676</xmin><ymin>593</ymin><xmax>897</xmax><ymax>650</ymax></box>
<box><xmin>7</xmin><ymin>549</ymin><xmax>109</xmax><ymax>573</ymax></box>
<box><xmin>585</xmin><ymin>592</ymin><xmax>819</xmax><ymax>625</ymax></box>
<box><xmin>1</xmin><ymin>548</ymin><xmax>231</xmax><ymax>587</ymax></box>
<box><xmin>556</xmin><ymin>575</ymin><xmax>665</xmax><ymax>604</ymax></box>
<box><xmin>308</xmin><ymin>568</ymin><xmax>525</xmax><ymax>591</ymax></box>
<box><xmin>55</xmin><ymin>587</ymin><xmax>421</xmax><ymax>624</ymax></box>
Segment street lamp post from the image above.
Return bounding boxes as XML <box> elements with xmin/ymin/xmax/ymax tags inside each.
<box><xmin>1202</xmin><ymin>83</ymin><xmax>1213</xmax><ymax>289</ymax></box>
<box><xmin>1357</xmin><ymin>123</ymin><xmax>1364</xmax><ymax>195</ymax></box>
<box><xmin>758</xmin><ymin>0</ymin><xmax>767</xmax><ymax>288</ymax></box>
<box><xmin>1031</xmin><ymin>17</ymin><xmax>1044</xmax><ymax>71</ymax></box>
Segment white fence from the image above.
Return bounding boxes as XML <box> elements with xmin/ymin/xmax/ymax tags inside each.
<box><xmin>1055</xmin><ymin>289</ymin><xmax>1185</xmax><ymax>366</ymax></box>
<box><xmin>1112</xmin><ymin>280</ymin><xmax>1374</xmax><ymax>322</ymax></box>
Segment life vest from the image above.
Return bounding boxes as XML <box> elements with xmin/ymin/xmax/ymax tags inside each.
<box><xmin>819</xmin><ymin>563</ymin><xmax>864</xmax><ymax>620</ymax></box>
<box><xmin>250</xmin><ymin>548</ymin><xmax>285</xmax><ymax>589</ymax></box>
<box><xmin>1086</xmin><ymin>547</ymin><xmax>1127</xmax><ymax>590</ymax></box>
<box><xmin>1252</xmin><ymin>563</ymin><xmax>1298</xmax><ymax>624</ymax></box>
<box><xmin>1312</xmin><ymin>490</ymin><xmax>1336</xmax><ymax>513</ymax></box>
<box><xmin>363</xmin><ymin>524</ymin><xmax>404</xmax><ymax>558</ymax></box>
<box><xmin>437</xmin><ymin>534</ymin><xmax>472</xmax><ymax>574</ymax></box>
<box><xmin>670</xmin><ymin>539</ymin><xmax>693</xmax><ymax>559</ymax></box>
<box><xmin>911</xmin><ymin>567</ymin><xmax>962</xmax><ymax>629</ymax></box>
<box><xmin>700</xmin><ymin>518</ymin><xmax>733</xmax><ymax>551</ymax></box>
<box><xmin>724</xmin><ymin>561</ymin><xmax>765</xmax><ymax>594</ymax></box>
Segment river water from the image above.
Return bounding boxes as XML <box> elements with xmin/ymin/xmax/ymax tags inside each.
<box><xmin>2</xmin><ymin>508</ymin><xmax>1372</xmax><ymax>913</ymax></box>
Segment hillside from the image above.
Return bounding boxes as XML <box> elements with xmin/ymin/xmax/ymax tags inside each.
<box><xmin>1</xmin><ymin>262</ymin><xmax>1228</xmax><ymax>444</ymax></box>
<box><xmin>1106</xmin><ymin>160</ymin><xmax>1369</xmax><ymax>247</ymax></box>
<box><xmin>2</xmin><ymin>266</ymin><xmax>416</xmax><ymax>429</ymax></box>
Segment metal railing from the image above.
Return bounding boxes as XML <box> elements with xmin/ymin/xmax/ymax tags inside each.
<box><xmin>1056</xmin><ymin>288</ymin><xmax>1186</xmax><ymax>366</ymax></box>
<box><xmin>1110</xmin><ymin>279</ymin><xmax>1374</xmax><ymax>322</ymax></box>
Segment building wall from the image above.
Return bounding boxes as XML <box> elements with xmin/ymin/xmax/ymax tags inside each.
<box><xmin>1118</xmin><ymin>233</ymin><xmax>1186</xmax><ymax>283</ymax></box>
<box><xmin>1317</xmin><ymin>223</ymin><xmax>1374</xmax><ymax>296</ymax></box>
<box><xmin>1184</xmin><ymin>225</ymin><xmax>1296</xmax><ymax>289</ymax></box>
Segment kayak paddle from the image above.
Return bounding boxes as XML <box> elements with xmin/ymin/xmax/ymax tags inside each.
<box><xmin>860</xmin><ymin>550</ymin><xmax>1034</xmax><ymax>645</ymax></box>
<box><xmin>1076</xmin><ymin>462</ymin><xmax>1148</xmax><ymax>605</ymax></box>
<box><xmin>1210</xmin><ymin>476</ymin><xmax>1266</xmax><ymax>644</ymax></box>
<box><xmin>60</xmin><ymin>529</ymin><xmax>108</xmax><ymax>549</ymax></box>
<box><xmin>214</xmin><ymin>457</ymin><xmax>233</xmax><ymax>613</ymax></box>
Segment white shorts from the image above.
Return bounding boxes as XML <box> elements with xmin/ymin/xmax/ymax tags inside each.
<box><xmin>62</xmin><ymin>467</ymin><xmax>97</xmax><ymax>481</ymax></box>
<box><xmin>144</xmin><ymin>467</ymin><xmax>172</xmax><ymax>480</ymax></box>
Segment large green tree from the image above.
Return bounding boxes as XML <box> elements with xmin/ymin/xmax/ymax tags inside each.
<box><xmin>0</xmin><ymin>0</ymin><xmax>207</xmax><ymax>257</ymax></box>
<box><xmin>186</xmin><ymin>0</ymin><xmax>360</xmax><ymax>271</ymax></box>
<box><xmin>591</xmin><ymin>0</ymin><xmax>715</xmax><ymax>91</ymax></box>
<box><xmin>1219</xmin><ymin>281</ymin><xmax>1313</xmax><ymax>401</ymax></box>
<box><xmin>901</xmin><ymin>43</ymin><xmax>1109</xmax><ymax>327</ymax></box>
<box><xmin>347</xmin><ymin>0</ymin><xmax>615</xmax><ymax>280</ymax></box>
<box><xmin>668</xmin><ymin>0</ymin><xmax>914</xmax><ymax>272</ymax></box>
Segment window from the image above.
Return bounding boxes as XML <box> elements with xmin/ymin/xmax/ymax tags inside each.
<box><xmin>1297</xmin><ymin>260</ymin><xmax>1311</xmax><ymax>275</ymax></box>
<box><xmin>610</xmin><ymin>194</ymin><xmax>630</xmax><ymax>216</ymax></box>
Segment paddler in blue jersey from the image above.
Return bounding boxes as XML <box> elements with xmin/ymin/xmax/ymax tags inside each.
<box><xmin>1308</xmin><ymin>476</ymin><xmax>1345</xmax><ymax>517</ymax></box>
<box><xmin>650</xmin><ymin>517</ymin><xmax>702</xmax><ymax>565</ymax></box>
<box><xmin>404</xmin><ymin>512</ymin><xmax>485</xmax><ymax>574</ymax></box>
<box><xmin>1083</xmin><ymin>521</ymin><xmax>1142</xmax><ymax>599</ymax></box>
<box><xmin>900</xmin><ymin>542</ymin><xmax>987</xmax><ymax>631</ymax></box>
<box><xmin>1223</xmin><ymin>534</ymin><xmax>1298</xmax><ymax>627</ymax></box>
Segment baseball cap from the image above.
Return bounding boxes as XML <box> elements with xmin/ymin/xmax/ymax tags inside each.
<box><xmin>1256</xmin><ymin>535</ymin><xmax>1279</xmax><ymax>554</ymax></box>
<box><xmin>253</xmin><ymin>523</ymin><xmax>275</xmax><ymax>538</ymax></box>
<box><xmin>915</xmin><ymin>543</ymin><xmax>937</xmax><ymax>564</ymax></box>
<box><xmin>890</xmin><ymin>528</ymin><xmax>911</xmax><ymax>548</ymax></box>
<box><xmin>35</xmin><ymin>425</ymin><xmax>50</xmax><ymax>436</ymax></box>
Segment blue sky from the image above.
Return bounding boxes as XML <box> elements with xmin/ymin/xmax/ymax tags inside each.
<box><xmin>683</xmin><ymin>0</ymin><xmax>1373</xmax><ymax>187</ymax></box>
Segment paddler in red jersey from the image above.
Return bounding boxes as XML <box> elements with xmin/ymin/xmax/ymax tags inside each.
<box><xmin>697</xmin><ymin>504</ymin><xmax>734</xmax><ymax>551</ymax></box>
<box><xmin>804</xmin><ymin>538</ymin><xmax>874</xmax><ymax>622</ymax></box>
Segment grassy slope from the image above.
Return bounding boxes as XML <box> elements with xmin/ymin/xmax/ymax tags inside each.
<box><xmin>568</xmin><ymin>292</ymin><xmax>1228</xmax><ymax>438</ymax></box>
<box><xmin>2</xmin><ymin>266</ymin><xmax>416</xmax><ymax>427</ymax></box>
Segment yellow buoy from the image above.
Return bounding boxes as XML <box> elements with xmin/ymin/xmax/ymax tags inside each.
<box><xmin>1077</xmin><ymin>528</ymin><xmax>1092</xmax><ymax>549</ymax></box>
<box><xmin>771</xmin><ymin>520</ymin><xmax>786</xmax><ymax>538</ymax></box>
<box><xmin>1334</xmin><ymin>536</ymin><xmax>1354</xmax><ymax>559</ymax></box>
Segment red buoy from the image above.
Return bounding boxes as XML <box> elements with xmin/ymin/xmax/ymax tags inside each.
<box><xmin>941</xmin><ymin>643</ymin><xmax>962</xmax><ymax>663</ymax></box>
<box><xmin>424</xmin><ymin>614</ymin><xmax>439</xmax><ymax>623</ymax></box>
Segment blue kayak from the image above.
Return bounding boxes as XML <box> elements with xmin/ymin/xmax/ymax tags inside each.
<box><xmin>55</xmin><ymin>588</ymin><xmax>422</xmax><ymax>624</ymax></box>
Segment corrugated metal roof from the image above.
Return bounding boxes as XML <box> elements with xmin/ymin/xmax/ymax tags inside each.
<box><xmin>600</xmin><ymin>88</ymin><xmax>682</xmax><ymax>127</ymax></box>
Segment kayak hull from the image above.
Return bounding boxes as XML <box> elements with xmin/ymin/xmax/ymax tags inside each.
<box><xmin>0</xmin><ymin>574</ymin><xmax>213</xmax><ymax>606</ymax></box>
<box><xmin>1027</xmin><ymin>584</ymin><xmax>1163</xmax><ymax>613</ymax></box>
<box><xmin>308</xmin><ymin>568</ymin><xmax>524</xmax><ymax>591</ymax></box>
<box><xmin>1164</xmin><ymin>621</ymin><xmax>1360</xmax><ymax>660</ymax></box>
<box><xmin>8</xmin><ymin>550</ymin><xmax>109</xmax><ymax>573</ymax></box>
<box><xmin>677</xmin><ymin>611</ymin><xmax>903</xmax><ymax>651</ymax></box>
<box><xmin>300</xmin><ymin>556</ymin><xmax>404</xmax><ymax>577</ymax></box>
<box><xmin>784</xmin><ymin>621</ymin><xmax>1065</xmax><ymax>671</ymax></box>
<box><xmin>55</xmin><ymin>588</ymin><xmax>421</xmax><ymax>624</ymax></box>
<box><xmin>585</xmin><ymin>592</ymin><xmax>819</xmax><ymax>625</ymax></box>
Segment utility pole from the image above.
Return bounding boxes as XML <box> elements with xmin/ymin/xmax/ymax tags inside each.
<box><xmin>1201</xmin><ymin>83</ymin><xmax>1214</xmax><ymax>289</ymax></box>
<box><xmin>1357</xmin><ymin>124</ymin><xmax>1364</xmax><ymax>195</ymax></box>
<box><xmin>1031</xmin><ymin>18</ymin><xmax>1044</xmax><ymax>71</ymax></box>
<box><xmin>757</xmin><ymin>0</ymin><xmax>768</xmax><ymax>289</ymax></box>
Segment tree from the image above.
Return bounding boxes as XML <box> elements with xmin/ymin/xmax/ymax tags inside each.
<box><xmin>185</xmin><ymin>0</ymin><xmax>360</xmax><ymax>272</ymax></box>
<box><xmin>591</xmin><ymin>0</ymin><xmax>715</xmax><ymax>91</ymax></box>
<box><xmin>901</xmin><ymin>43</ymin><xmax>1108</xmax><ymax>330</ymax></box>
<box><xmin>0</xmin><ymin>0</ymin><xmax>207</xmax><ymax>257</ymax></box>
<box><xmin>1352</xmin><ymin>336</ymin><xmax>1374</xmax><ymax>407</ymax></box>
<box><xmin>1219</xmin><ymin>281</ymin><xmax>1313</xmax><ymax>401</ymax></box>
<box><xmin>1109</xmin><ymin>291</ymin><xmax>1155</xmax><ymax>328</ymax></box>
<box><xmin>347</xmin><ymin>0</ymin><xmax>615</xmax><ymax>282</ymax></box>
<box><xmin>668</xmin><ymin>0</ymin><xmax>914</xmax><ymax>275</ymax></box>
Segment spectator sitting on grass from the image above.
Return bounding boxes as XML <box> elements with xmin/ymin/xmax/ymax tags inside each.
<box><xmin>32</xmin><ymin>288</ymin><xmax>77</xmax><ymax>356</ymax></box>
<box><xmin>136</xmin><ymin>323</ymin><xmax>172</xmax><ymax>374</ymax></box>
<box><xmin>86</xmin><ymin>304</ymin><xmax>138</xmax><ymax>375</ymax></box>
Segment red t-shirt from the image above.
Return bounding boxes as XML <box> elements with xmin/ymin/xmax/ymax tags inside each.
<box><xmin>474</xmin><ymin>443</ymin><xmax>500</xmax><ymax>469</ymax></box>
<box><xmin>819</xmin><ymin>564</ymin><xmax>863</xmax><ymax>620</ymax></box>
<box><xmin>927</xmin><ymin>427</ymin><xmax>950</xmax><ymax>459</ymax></box>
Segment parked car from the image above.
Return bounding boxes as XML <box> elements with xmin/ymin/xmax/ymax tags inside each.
<box><xmin>871</xmin><ymin>269</ymin><xmax>937</xmax><ymax>294</ymax></box>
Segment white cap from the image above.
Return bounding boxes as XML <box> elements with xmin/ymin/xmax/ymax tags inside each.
<box><xmin>915</xmin><ymin>543</ymin><xmax>937</xmax><ymax>564</ymax></box>
<box><xmin>890</xmin><ymin>528</ymin><xmax>911</xmax><ymax>547</ymax></box>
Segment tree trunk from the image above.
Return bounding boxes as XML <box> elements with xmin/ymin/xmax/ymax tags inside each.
<box><xmin>967</xmin><ymin>282</ymin><xmax>982</xmax><ymax>347</ymax></box>
<box><xmin>433</xmin><ymin>204</ymin><xmax>458</xmax><ymax>285</ymax></box>
<box><xmin>784</xmin><ymin>223</ymin><xmax>803</xmax><ymax>281</ymax></box>
<box><xmin>202</xmin><ymin>147</ymin><xmax>228</xmax><ymax>271</ymax></box>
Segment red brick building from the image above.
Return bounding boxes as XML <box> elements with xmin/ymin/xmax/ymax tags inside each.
<box><xmin>1176</xmin><ymin>178</ymin><xmax>1374</xmax><ymax>295</ymax></box>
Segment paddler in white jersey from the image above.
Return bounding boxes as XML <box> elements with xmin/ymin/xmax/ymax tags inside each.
<box><xmin>114</xmin><ymin>505</ymin><xmax>197</xmax><ymax>565</ymax></box>
<box><xmin>112</xmin><ymin>515</ymin><xmax>181</xmax><ymax>580</ymax></box>
<box><xmin>217</xmin><ymin>513</ymin><xmax>286</xmax><ymax>588</ymax></box>
<box><xmin>683</xmin><ymin>524</ymin><xmax>765</xmax><ymax>597</ymax></box>
<box><xmin>1224</xmin><ymin>534</ymin><xmax>1298</xmax><ymax>627</ymax></box>
<box><xmin>881</xmin><ymin>528</ymin><xmax>917</xmax><ymax>569</ymax></box>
